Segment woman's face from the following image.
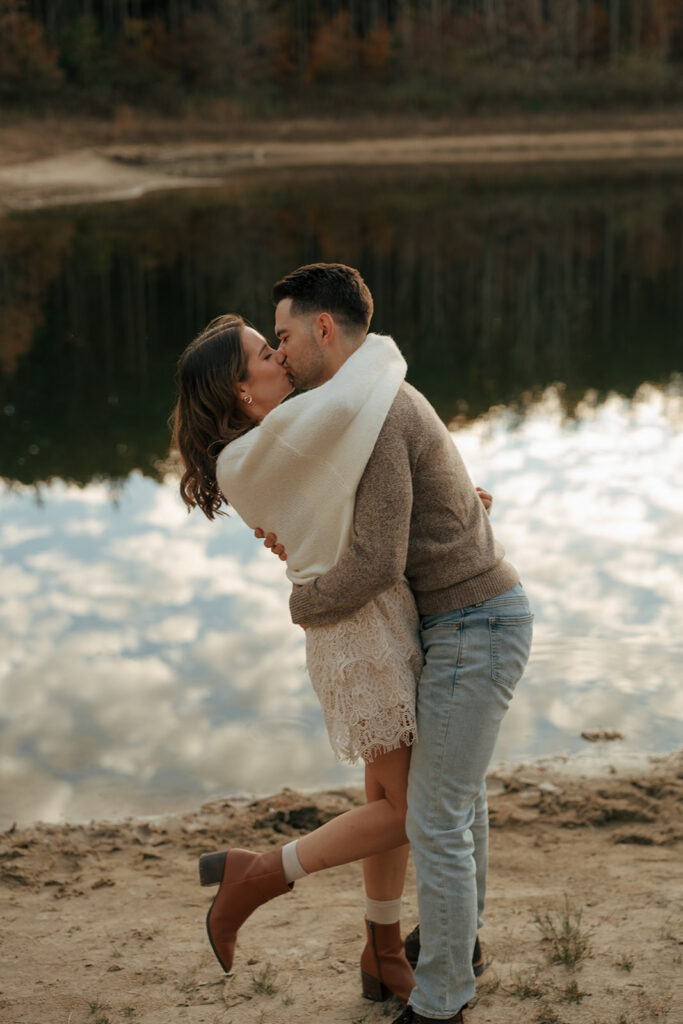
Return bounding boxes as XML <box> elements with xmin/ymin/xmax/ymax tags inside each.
<box><xmin>239</xmin><ymin>326</ymin><xmax>293</xmax><ymax>419</ymax></box>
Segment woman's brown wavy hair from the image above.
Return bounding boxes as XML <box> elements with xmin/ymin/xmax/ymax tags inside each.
<box><xmin>170</xmin><ymin>313</ymin><xmax>254</xmax><ymax>520</ymax></box>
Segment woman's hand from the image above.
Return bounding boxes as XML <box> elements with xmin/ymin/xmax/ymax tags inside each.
<box><xmin>476</xmin><ymin>487</ymin><xmax>493</xmax><ymax>514</ymax></box>
<box><xmin>254</xmin><ymin>527</ymin><xmax>287</xmax><ymax>560</ymax></box>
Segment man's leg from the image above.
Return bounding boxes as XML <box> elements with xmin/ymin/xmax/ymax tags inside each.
<box><xmin>406</xmin><ymin>584</ymin><xmax>533</xmax><ymax>1019</ymax></box>
<box><xmin>472</xmin><ymin>780</ymin><xmax>488</xmax><ymax>930</ymax></box>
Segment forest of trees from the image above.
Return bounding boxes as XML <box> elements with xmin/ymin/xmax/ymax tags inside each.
<box><xmin>2</xmin><ymin>0</ymin><xmax>683</xmax><ymax>113</ymax></box>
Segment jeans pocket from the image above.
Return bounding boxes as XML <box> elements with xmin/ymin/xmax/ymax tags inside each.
<box><xmin>488</xmin><ymin>613</ymin><xmax>534</xmax><ymax>687</ymax></box>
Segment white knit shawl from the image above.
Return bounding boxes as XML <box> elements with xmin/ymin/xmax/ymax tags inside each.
<box><xmin>215</xmin><ymin>333</ymin><xmax>406</xmax><ymax>584</ymax></box>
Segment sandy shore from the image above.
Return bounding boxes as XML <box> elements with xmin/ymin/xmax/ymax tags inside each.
<box><xmin>2</xmin><ymin>111</ymin><xmax>683</xmax><ymax>211</ymax></box>
<box><xmin>1</xmin><ymin>751</ymin><xmax>681</xmax><ymax>1024</ymax></box>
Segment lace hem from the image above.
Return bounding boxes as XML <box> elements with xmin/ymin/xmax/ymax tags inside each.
<box><xmin>305</xmin><ymin>580</ymin><xmax>423</xmax><ymax>764</ymax></box>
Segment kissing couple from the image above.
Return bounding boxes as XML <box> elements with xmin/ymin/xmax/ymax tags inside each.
<box><xmin>171</xmin><ymin>262</ymin><xmax>533</xmax><ymax>1023</ymax></box>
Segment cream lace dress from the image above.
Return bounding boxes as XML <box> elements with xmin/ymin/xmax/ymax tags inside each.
<box><xmin>305</xmin><ymin>580</ymin><xmax>422</xmax><ymax>764</ymax></box>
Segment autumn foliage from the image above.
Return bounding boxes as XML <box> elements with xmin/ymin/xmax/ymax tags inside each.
<box><xmin>1</xmin><ymin>0</ymin><xmax>683</xmax><ymax>111</ymax></box>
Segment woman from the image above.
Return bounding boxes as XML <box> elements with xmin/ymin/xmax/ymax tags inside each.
<box><xmin>171</xmin><ymin>313</ymin><xmax>422</xmax><ymax>1006</ymax></box>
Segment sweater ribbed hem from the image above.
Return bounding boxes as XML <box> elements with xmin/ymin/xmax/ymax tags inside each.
<box><xmin>289</xmin><ymin>585</ymin><xmax>318</xmax><ymax>626</ymax></box>
<box><xmin>289</xmin><ymin>584</ymin><xmax>365</xmax><ymax>628</ymax></box>
<box><xmin>413</xmin><ymin>561</ymin><xmax>520</xmax><ymax>617</ymax></box>
<box><xmin>291</xmin><ymin>561</ymin><xmax>521</xmax><ymax>628</ymax></box>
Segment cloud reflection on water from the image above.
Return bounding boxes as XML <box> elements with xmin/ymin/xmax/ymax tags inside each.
<box><xmin>0</xmin><ymin>382</ymin><xmax>681</xmax><ymax>827</ymax></box>
<box><xmin>455</xmin><ymin>382</ymin><xmax>683</xmax><ymax>761</ymax></box>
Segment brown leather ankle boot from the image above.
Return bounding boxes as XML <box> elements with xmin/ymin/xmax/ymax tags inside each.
<box><xmin>360</xmin><ymin>918</ymin><xmax>416</xmax><ymax>1005</ymax></box>
<box><xmin>200</xmin><ymin>848</ymin><xmax>292</xmax><ymax>973</ymax></box>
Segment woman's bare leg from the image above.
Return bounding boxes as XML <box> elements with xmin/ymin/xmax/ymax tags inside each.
<box><xmin>295</xmin><ymin>743</ymin><xmax>411</xmax><ymax>874</ymax></box>
<box><xmin>363</xmin><ymin>746</ymin><xmax>411</xmax><ymax>901</ymax></box>
<box><xmin>203</xmin><ymin>744</ymin><xmax>413</xmax><ymax>986</ymax></box>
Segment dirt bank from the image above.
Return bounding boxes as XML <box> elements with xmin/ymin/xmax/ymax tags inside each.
<box><xmin>1</xmin><ymin>751</ymin><xmax>681</xmax><ymax>1024</ymax></box>
<box><xmin>2</xmin><ymin>110</ymin><xmax>683</xmax><ymax>211</ymax></box>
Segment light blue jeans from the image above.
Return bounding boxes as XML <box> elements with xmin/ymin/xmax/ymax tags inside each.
<box><xmin>406</xmin><ymin>583</ymin><xmax>533</xmax><ymax>1018</ymax></box>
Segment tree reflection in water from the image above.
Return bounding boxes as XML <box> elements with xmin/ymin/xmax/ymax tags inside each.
<box><xmin>1</xmin><ymin>165</ymin><xmax>681</xmax><ymax>487</ymax></box>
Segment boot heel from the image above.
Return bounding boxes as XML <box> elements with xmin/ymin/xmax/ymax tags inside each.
<box><xmin>361</xmin><ymin>970</ymin><xmax>390</xmax><ymax>1002</ymax></box>
<box><xmin>199</xmin><ymin>851</ymin><xmax>227</xmax><ymax>886</ymax></box>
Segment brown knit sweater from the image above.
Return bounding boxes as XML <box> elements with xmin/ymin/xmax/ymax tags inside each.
<box><xmin>289</xmin><ymin>382</ymin><xmax>519</xmax><ymax>628</ymax></box>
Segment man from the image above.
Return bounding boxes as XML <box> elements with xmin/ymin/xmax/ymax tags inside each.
<box><xmin>266</xmin><ymin>262</ymin><xmax>533</xmax><ymax>1023</ymax></box>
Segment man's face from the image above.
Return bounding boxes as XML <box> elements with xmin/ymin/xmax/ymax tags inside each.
<box><xmin>274</xmin><ymin>298</ymin><xmax>328</xmax><ymax>390</ymax></box>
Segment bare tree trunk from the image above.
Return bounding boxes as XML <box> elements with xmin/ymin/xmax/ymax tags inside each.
<box><xmin>483</xmin><ymin>0</ymin><xmax>498</xmax><ymax>51</ymax></box>
<box><xmin>609</xmin><ymin>0</ymin><xmax>620</xmax><ymax>64</ymax></box>
<box><xmin>430</xmin><ymin>0</ymin><xmax>442</xmax><ymax>32</ymax></box>
<box><xmin>631</xmin><ymin>0</ymin><xmax>643</xmax><ymax>54</ymax></box>
<box><xmin>568</xmin><ymin>0</ymin><xmax>579</xmax><ymax>65</ymax></box>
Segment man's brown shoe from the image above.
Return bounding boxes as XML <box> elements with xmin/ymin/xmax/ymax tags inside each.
<box><xmin>404</xmin><ymin>925</ymin><xmax>484</xmax><ymax>976</ymax></box>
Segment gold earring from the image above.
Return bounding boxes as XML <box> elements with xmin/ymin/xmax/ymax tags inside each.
<box><xmin>242</xmin><ymin>394</ymin><xmax>253</xmax><ymax>405</ymax></box>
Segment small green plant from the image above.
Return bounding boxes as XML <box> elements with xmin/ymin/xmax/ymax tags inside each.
<box><xmin>616</xmin><ymin>954</ymin><xmax>633</xmax><ymax>972</ymax></box>
<box><xmin>505</xmin><ymin>970</ymin><xmax>544</xmax><ymax>999</ymax></box>
<box><xmin>560</xmin><ymin>980</ymin><xmax>587</xmax><ymax>1003</ymax></box>
<box><xmin>535</xmin><ymin>1003</ymin><xmax>562</xmax><ymax>1024</ymax></box>
<box><xmin>251</xmin><ymin>962</ymin><xmax>278</xmax><ymax>996</ymax></box>
<box><xmin>534</xmin><ymin>898</ymin><xmax>590</xmax><ymax>969</ymax></box>
<box><xmin>88</xmin><ymin>1003</ymin><xmax>107</xmax><ymax>1017</ymax></box>
<box><xmin>122</xmin><ymin>1011</ymin><xmax>135</xmax><ymax>1020</ymax></box>
<box><xmin>469</xmin><ymin>972</ymin><xmax>500</xmax><ymax>1009</ymax></box>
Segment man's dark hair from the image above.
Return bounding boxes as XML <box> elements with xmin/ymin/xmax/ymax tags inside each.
<box><xmin>272</xmin><ymin>263</ymin><xmax>374</xmax><ymax>332</ymax></box>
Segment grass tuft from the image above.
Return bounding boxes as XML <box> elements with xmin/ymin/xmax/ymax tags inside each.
<box><xmin>534</xmin><ymin>1002</ymin><xmax>563</xmax><ymax>1024</ymax></box>
<box><xmin>250</xmin><ymin>962</ymin><xmax>278</xmax><ymax>996</ymax></box>
<box><xmin>504</xmin><ymin>970</ymin><xmax>544</xmax><ymax>999</ymax></box>
<box><xmin>533</xmin><ymin>898</ymin><xmax>590</xmax><ymax>969</ymax></box>
<box><xmin>559</xmin><ymin>979</ymin><xmax>587</xmax><ymax>1003</ymax></box>
<box><xmin>469</xmin><ymin>972</ymin><xmax>500</xmax><ymax>1007</ymax></box>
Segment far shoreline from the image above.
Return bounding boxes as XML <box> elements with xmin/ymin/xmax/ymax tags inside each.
<box><xmin>2</xmin><ymin>109</ymin><xmax>683</xmax><ymax>212</ymax></box>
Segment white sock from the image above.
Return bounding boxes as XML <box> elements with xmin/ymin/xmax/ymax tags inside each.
<box><xmin>365</xmin><ymin>896</ymin><xmax>402</xmax><ymax>925</ymax></box>
<box><xmin>281</xmin><ymin>840</ymin><xmax>308</xmax><ymax>885</ymax></box>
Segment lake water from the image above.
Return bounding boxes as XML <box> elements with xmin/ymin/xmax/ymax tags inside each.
<box><xmin>0</xmin><ymin>165</ymin><xmax>681</xmax><ymax>829</ymax></box>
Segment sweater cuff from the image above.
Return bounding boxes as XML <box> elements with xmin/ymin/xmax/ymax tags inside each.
<box><xmin>289</xmin><ymin>582</ymin><xmax>350</xmax><ymax>628</ymax></box>
<box><xmin>289</xmin><ymin>584</ymin><xmax>315</xmax><ymax>625</ymax></box>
